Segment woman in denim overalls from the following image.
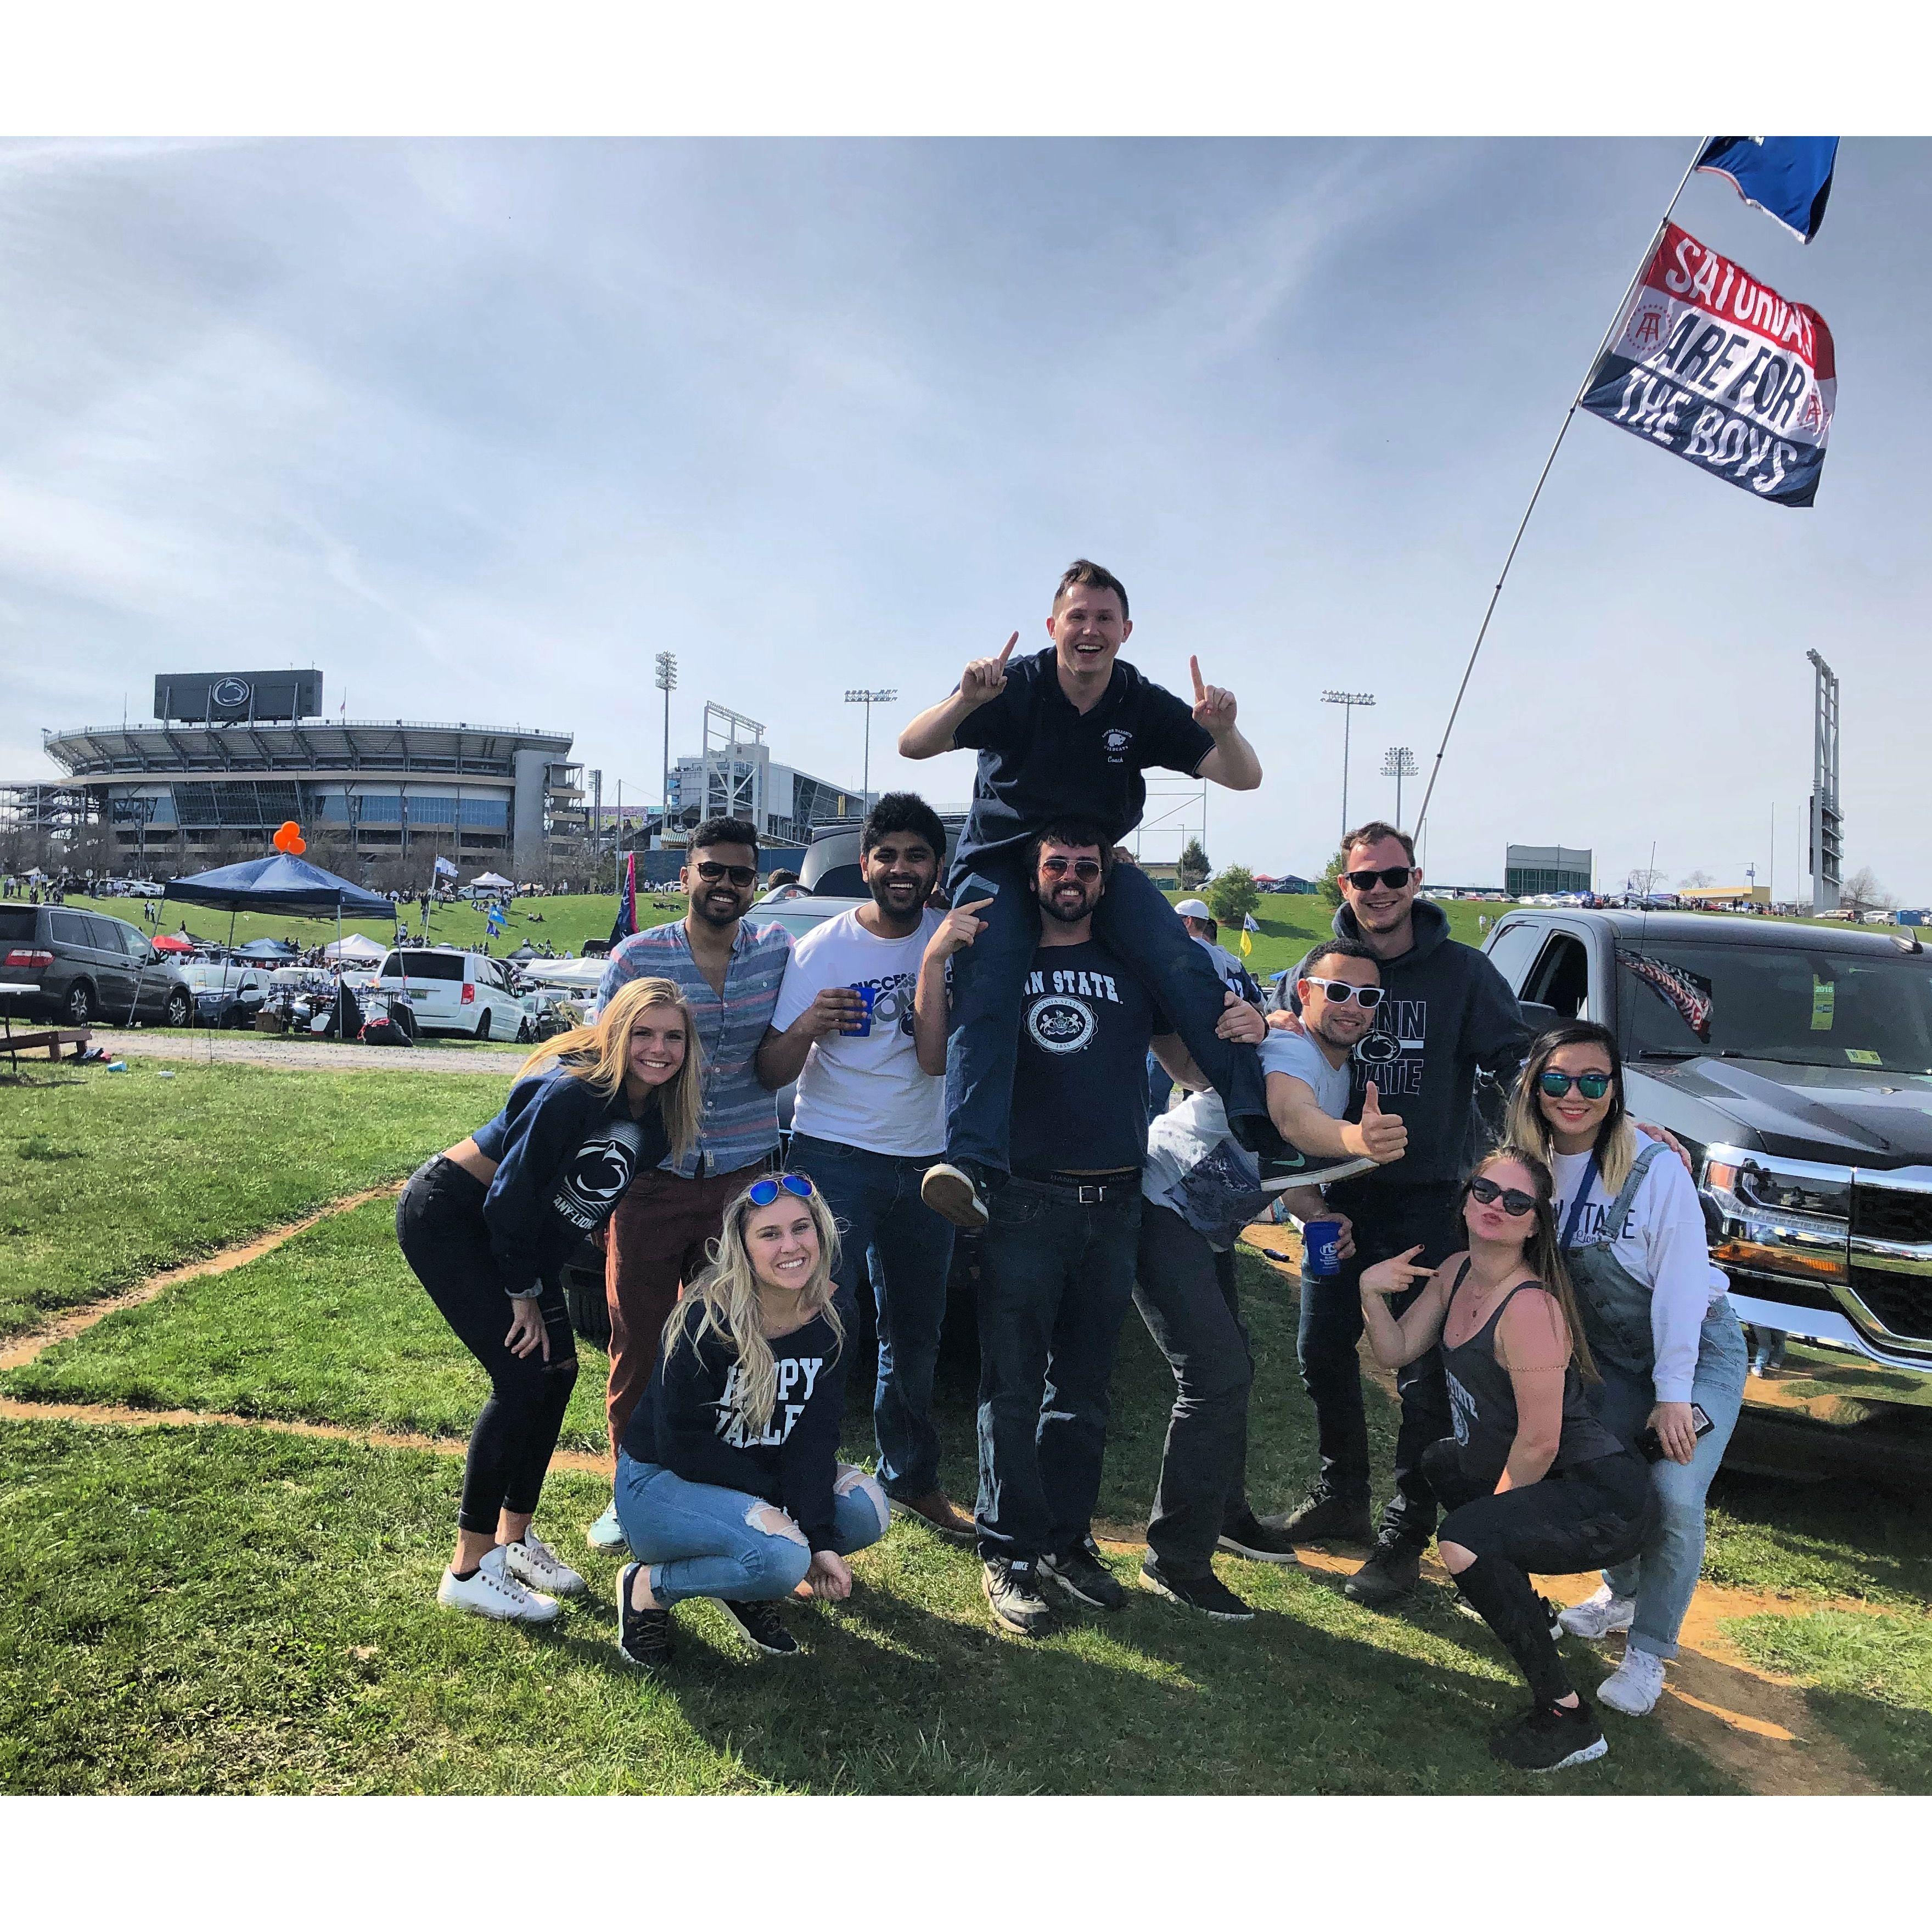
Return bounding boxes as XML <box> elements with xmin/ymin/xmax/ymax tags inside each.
<box><xmin>1506</xmin><ymin>1021</ymin><xmax>1748</xmax><ymax>1717</ymax></box>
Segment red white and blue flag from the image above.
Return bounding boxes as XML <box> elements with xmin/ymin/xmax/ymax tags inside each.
<box><xmin>1580</xmin><ymin>222</ymin><xmax>1835</xmax><ymax>508</ymax></box>
<box><xmin>608</xmin><ymin>852</ymin><xmax>638</xmax><ymax>948</ymax></box>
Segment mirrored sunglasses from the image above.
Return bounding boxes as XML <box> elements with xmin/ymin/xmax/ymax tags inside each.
<box><xmin>745</xmin><ymin>1172</ymin><xmax>816</xmax><ymax>1209</ymax></box>
<box><xmin>1538</xmin><ymin>1070</ymin><xmax>1613</xmax><ymax>1099</ymax></box>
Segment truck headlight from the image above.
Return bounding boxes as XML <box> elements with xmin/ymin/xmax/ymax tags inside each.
<box><xmin>1701</xmin><ymin>1146</ymin><xmax>1850</xmax><ymax>1283</ymax></box>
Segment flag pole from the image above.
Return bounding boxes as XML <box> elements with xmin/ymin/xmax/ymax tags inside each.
<box><xmin>1412</xmin><ymin>136</ymin><xmax>1710</xmax><ymax>840</ymax></box>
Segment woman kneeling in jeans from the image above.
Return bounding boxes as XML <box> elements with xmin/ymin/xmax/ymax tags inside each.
<box><xmin>1361</xmin><ymin>1147</ymin><xmax>1656</xmax><ymax>1775</ymax></box>
<box><xmin>614</xmin><ymin>1172</ymin><xmax>889</xmax><ymax>1666</ymax></box>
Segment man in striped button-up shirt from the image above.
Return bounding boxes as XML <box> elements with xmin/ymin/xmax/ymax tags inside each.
<box><xmin>584</xmin><ymin>815</ymin><xmax>793</xmax><ymax>1550</ymax></box>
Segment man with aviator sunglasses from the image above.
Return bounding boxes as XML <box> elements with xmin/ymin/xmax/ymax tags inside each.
<box><xmin>589</xmin><ymin>815</ymin><xmax>794</xmax><ymax>1551</ymax></box>
<box><xmin>1278</xmin><ymin>820</ymin><xmax>1530</xmax><ymax>1609</ymax></box>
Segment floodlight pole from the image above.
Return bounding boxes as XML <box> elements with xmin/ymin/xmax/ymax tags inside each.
<box><xmin>1322</xmin><ymin>692</ymin><xmax>1375</xmax><ymax>839</ymax></box>
<box><xmin>1380</xmin><ymin>745</ymin><xmax>1418</xmax><ymax>830</ymax></box>
<box><xmin>845</xmin><ymin>689</ymin><xmax>897</xmax><ymax>816</ymax></box>
<box><xmin>655</xmin><ymin>653</ymin><xmax>677</xmax><ymax>840</ymax></box>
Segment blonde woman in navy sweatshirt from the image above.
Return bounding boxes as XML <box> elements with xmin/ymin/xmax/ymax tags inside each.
<box><xmin>614</xmin><ymin>1171</ymin><xmax>890</xmax><ymax>1665</ymax></box>
<box><xmin>397</xmin><ymin>975</ymin><xmax>700</xmax><ymax>1625</ymax></box>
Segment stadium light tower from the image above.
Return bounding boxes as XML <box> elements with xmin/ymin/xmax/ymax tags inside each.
<box><xmin>845</xmin><ymin>688</ymin><xmax>896</xmax><ymax>814</ymax></box>
<box><xmin>1380</xmin><ymin>745</ymin><xmax>1418</xmax><ymax>830</ymax></box>
<box><xmin>654</xmin><ymin>652</ymin><xmax>677</xmax><ymax>829</ymax></box>
<box><xmin>1806</xmin><ymin>649</ymin><xmax>1841</xmax><ymax>914</ymax></box>
<box><xmin>1322</xmin><ymin>691</ymin><xmax>1376</xmax><ymax>838</ymax></box>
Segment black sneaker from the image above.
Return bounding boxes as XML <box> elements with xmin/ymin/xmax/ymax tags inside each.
<box><xmin>1455</xmin><ymin>1593</ymin><xmax>1564</xmax><ymax>1641</ymax></box>
<box><xmin>1490</xmin><ymin>1697</ymin><xmax>1609</xmax><ymax>1773</ymax></box>
<box><xmin>1139</xmin><ymin>1558</ymin><xmax>1256</xmax><ymax>1622</ymax></box>
<box><xmin>1217</xmin><ymin>1510</ymin><xmax>1302</xmax><ymax>1565</ymax></box>
<box><xmin>1276</xmin><ymin>1486</ymin><xmax>1375</xmax><ymax>1547</ymax></box>
<box><xmin>1344</xmin><ymin>1535</ymin><xmax>1424</xmax><ymax>1607</ymax></box>
<box><xmin>616</xmin><ymin>1561</ymin><xmax>673</xmax><ymax>1670</ymax></box>
<box><xmin>1040</xmin><ymin>1538</ymin><xmax>1128</xmax><ymax>1611</ymax></box>
<box><xmin>982</xmin><ymin>1558</ymin><xmax>1057</xmax><ymax>1637</ymax></box>
<box><xmin>1256</xmin><ymin>1150</ymin><xmax>1310</xmax><ymax>1192</ymax></box>
<box><xmin>717</xmin><ymin>1596</ymin><xmax>800</xmax><ymax>1656</ymax></box>
<box><xmin>922</xmin><ymin>1160</ymin><xmax>992</xmax><ymax>1231</ymax></box>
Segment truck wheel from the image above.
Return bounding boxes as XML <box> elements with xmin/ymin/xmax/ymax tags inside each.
<box><xmin>474</xmin><ymin>1009</ymin><xmax>492</xmax><ymax>1040</ymax></box>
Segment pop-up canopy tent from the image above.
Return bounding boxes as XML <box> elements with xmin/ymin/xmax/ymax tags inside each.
<box><xmin>324</xmin><ymin>931</ymin><xmax>389</xmax><ymax>962</ymax></box>
<box><xmin>234</xmin><ymin>937</ymin><xmax>300</xmax><ymax>962</ymax></box>
<box><xmin>164</xmin><ymin>855</ymin><xmax>398</xmax><ymax>1025</ymax></box>
<box><xmin>470</xmin><ymin>870</ymin><xmax>513</xmax><ymax>892</ymax></box>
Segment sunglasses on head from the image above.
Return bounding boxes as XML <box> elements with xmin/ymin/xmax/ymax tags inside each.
<box><xmin>694</xmin><ymin>860</ymin><xmax>759</xmax><ymax>887</ymax></box>
<box><xmin>1538</xmin><ymin>1069</ymin><xmax>1613</xmax><ymax>1099</ymax></box>
<box><xmin>1040</xmin><ymin>856</ymin><xmax>1102</xmax><ymax>880</ymax></box>
<box><xmin>1341</xmin><ymin>866</ymin><xmax>1416</xmax><ymax>891</ymax></box>
<box><xmin>1302</xmin><ymin>975</ymin><xmax>1385</xmax><ymax>1009</ymax></box>
<box><xmin>745</xmin><ymin>1172</ymin><xmax>816</xmax><ymax>1208</ymax></box>
<box><xmin>1468</xmin><ymin>1176</ymin><xmax>1538</xmax><ymax>1217</ymax></box>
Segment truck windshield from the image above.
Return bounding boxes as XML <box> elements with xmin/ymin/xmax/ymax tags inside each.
<box><xmin>1618</xmin><ymin>941</ymin><xmax>1932</xmax><ymax>1074</ymax></box>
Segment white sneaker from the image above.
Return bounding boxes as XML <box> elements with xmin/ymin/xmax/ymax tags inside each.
<box><xmin>1558</xmin><ymin>1585</ymin><xmax>1636</xmax><ymax>1641</ymax></box>
<box><xmin>586</xmin><ymin>1501</ymin><xmax>627</xmax><ymax>1551</ymax></box>
<box><xmin>502</xmin><ymin>1532</ymin><xmax>587</xmax><ymax>1598</ymax></box>
<box><xmin>436</xmin><ymin>1545</ymin><xmax>562</xmax><ymax>1624</ymax></box>
<box><xmin>1598</xmin><ymin>1644</ymin><xmax>1667</xmax><ymax>1716</ymax></box>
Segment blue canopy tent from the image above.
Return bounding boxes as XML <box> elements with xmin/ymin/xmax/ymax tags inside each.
<box><xmin>164</xmin><ymin>856</ymin><xmax>398</xmax><ymax>1029</ymax></box>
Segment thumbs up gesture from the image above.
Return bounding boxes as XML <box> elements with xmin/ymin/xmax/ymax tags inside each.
<box><xmin>1347</xmin><ymin>1080</ymin><xmax>1409</xmax><ymax>1165</ymax></box>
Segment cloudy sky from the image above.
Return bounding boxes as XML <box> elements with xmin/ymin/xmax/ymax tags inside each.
<box><xmin>2</xmin><ymin>136</ymin><xmax>1924</xmax><ymax>899</ymax></box>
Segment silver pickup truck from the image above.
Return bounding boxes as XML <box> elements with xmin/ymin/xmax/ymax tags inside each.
<box><xmin>1482</xmin><ymin>907</ymin><xmax>1932</xmax><ymax>1434</ymax></box>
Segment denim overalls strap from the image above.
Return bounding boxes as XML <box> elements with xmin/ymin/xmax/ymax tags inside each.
<box><xmin>1560</xmin><ymin>1155</ymin><xmax>1602</xmax><ymax>1253</ymax></box>
<box><xmin>1565</xmin><ymin>1141</ymin><xmax>1670</xmax><ymax>1379</ymax></box>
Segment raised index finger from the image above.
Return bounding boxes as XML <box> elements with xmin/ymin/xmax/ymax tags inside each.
<box><xmin>1190</xmin><ymin>654</ymin><xmax>1205</xmax><ymax>701</ymax></box>
<box><xmin>959</xmin><ymin>896</ymin><xmax>996</xmax><ymax>912</ymax></box>
<box><xmin>996</xmin><ymin>631</ymin><xmax>1018</xmax><ymax>667</ymax></box>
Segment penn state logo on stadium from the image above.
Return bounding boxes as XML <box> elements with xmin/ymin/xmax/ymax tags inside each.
<box><xmin>554</xmin><ymin>1121</ymin><xmax>645</xmax><ymax>1227</ymax></box>
<box><xmin>1027</xmin><ymin>994</ymin><xmax>1096</xmax><ymax>1055</ymax></box>
<box><xmin>1101</xmin><ymin>726</ymin><xmax>1133</xmax><ymax>759</ymax></box>
<box><xmin>210</xmin><ymin>676</ymin><xmax>251</xmax><ymax>709</ymax></box>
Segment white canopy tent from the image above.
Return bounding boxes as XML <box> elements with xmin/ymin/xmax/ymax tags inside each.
<box><xmin>324</xmin><ymin>931</ymin><xmax>389</xmax><ymax>962</ymax></box>
<box><xmin>469</xmin><ymin>870</ymin><xmax>513</xmax><ymax>891</ymax></box>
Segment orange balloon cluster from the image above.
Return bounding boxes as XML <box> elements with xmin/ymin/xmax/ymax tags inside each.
<box><xmin>273</xmin><ymin>820</ymin><xmax>307</xmax><ymax>855</ymax></box>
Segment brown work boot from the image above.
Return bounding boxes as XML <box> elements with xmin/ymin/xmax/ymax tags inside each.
<box><xmin>892</xmin><ymin>1488</ymin><xmax>976</xmax><ymax>1543</ymax></box>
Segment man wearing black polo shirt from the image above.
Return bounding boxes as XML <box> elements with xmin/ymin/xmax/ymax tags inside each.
<box><xmin>915</xmin><ymin>817</ymin><xmax>1267</xmax><ymax>1635</ymax></box>
<box><xmin>898</xmin><ymin>558</ymin><xmax>1275</xmax><ymax>1232</ymax></box>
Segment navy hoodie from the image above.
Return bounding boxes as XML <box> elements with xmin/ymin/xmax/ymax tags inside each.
<box><xmin>1322</xmin><ymin>898</ymin><xmax>1528</xmax><ymax>1198</ymax></box>
<box><xmin>471</xmin><ymin>1065</ymin><xmax>671</xmax><ymax>1299</ymax></box>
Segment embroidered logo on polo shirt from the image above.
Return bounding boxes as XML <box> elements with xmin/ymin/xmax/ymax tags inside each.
<box><xmin>1101</xmin><ymin>726</ymin><xmax>1134</xmax><ymax>762</ymax></box>
<box><xmin>1026</xmin><ymin>994</ymin><xmax>1096</xmax><ymax>1055</ymax></box>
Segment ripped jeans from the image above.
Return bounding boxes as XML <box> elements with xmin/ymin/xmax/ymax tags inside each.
<box><xmin>613</xmin><ymin>1452</ymin><xmax>890</xmax><ymax>1605</ymax></box>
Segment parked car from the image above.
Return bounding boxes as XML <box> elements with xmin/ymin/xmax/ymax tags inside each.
<box><xmin>0</xmin><ymin>902</ymin><xmax>195</xmax><ymax>1029</ymax></box>
<box><xmin>1482</xmin><ymin>906</ymin><xmax>1932</xmax><ymax>1433</ymax></box>
<box><xmin>372</xmin><ymin>946</ymin><xmax>524</xmax><ymax>1040</ymax></box>
<box><xmin>174</xmin><ymin>962</ymin><xmax>274</xmax><ymax>1027</ymax></box>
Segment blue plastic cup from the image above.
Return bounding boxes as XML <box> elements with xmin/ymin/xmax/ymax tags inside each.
<box><xmin>1303</xmin><ymin>1217</ymin><xmax>1344</xmax><ymax>1278</ymax></box>
<box><xmin>841</xmin><ymin>985</ymin><xmax>877</xmax><ymax>1037</ymax></box>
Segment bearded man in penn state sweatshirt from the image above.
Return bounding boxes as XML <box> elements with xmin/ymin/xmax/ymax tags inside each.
<box><xmin>1276</xmin><ymin>821</ymin><xmax>1528</xmax><ymax>1607</ymax></box>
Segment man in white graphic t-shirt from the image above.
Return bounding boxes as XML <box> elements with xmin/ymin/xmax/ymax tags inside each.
<box><xmin>755</xmin><ymin>794</ymin><xmax>972</xmax><ymax>1542</ymax></box>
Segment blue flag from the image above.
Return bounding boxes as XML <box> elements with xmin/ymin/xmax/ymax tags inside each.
<box><xmin>1696</xmin><ymin>137</ymin><xmax>1839</xmax><ymax>243</ymax></box>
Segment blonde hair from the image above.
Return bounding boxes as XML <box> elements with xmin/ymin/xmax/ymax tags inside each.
<box><xmin>661</xmin><ymin>1177</ymin><xmax>845</xmax><ymax>1435</ymax></box>
<box><xmin>517</xmin><ymin>975</ymin><xmax>701</xmax><ymax>1160</ymax></box>
<box><xmin>1468</xmin><ymin>1144</ymin><xmax>1599</xmax><ymax>1382</ymax></box>
<box><xmin>1505</xmin><ymin>1021</ymin><xmax>1637</xmax><ymax>1195</ymax></box>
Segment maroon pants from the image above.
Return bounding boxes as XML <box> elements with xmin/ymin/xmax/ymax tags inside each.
<box><xmin>604</xmin><ymin>1164</ymin><xmax>759</xmax><ymax>1466</ymax></box>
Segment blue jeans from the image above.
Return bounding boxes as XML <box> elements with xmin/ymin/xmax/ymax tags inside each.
<box><xmin>1586</xmin><ymin>1300</ymin><xmax>1749</xmax><ymax>1659</ymax></box>
<box><xmin>943</xmin><ymin>851</ymin><xmax>1267</xmax><ymax>1173</ymax></box>
<box><xmin>1297</xmin><ymin>1181</ymin><xmax>1459</xmax><ymax>1542</ymax></box>
<box><xmin>790</xmin><ymin>1131</ymin><xmax>956</xmax><ymax>1498</ymax></box>
<box><xmin>974</xmin><ymin>1176</ymin><xmax>1141</xmax><ymax>1563</ymax></box>
<box><xmin>614</xmin><ymin>1452</ymin><xmax>890</xmax><ymax>1605</ymax></box>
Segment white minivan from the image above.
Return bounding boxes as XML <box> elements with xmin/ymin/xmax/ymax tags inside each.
<box><xmin>374</xmin><ymin>947</ymin><xmax>523</xmax><ymax>1040</ymax></box>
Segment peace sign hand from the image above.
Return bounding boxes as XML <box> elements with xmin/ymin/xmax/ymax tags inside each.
<box><xmin>1190</xmin><ymin>655</ymin><xmax>1237</xmax><ymax>737</ymax></box>
<box><xmin>961</xmin><ymin>633</ymin><xmax>1018</xmax><ymax>710</ymax></box>
<box><xmin>1359</xmin><ymin>1244</ymin><xmax>1431</xmax><ymax>1299</ymax></box>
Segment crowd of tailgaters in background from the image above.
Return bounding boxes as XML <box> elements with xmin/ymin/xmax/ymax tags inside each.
<box><xmin>394</xmin><ymin>560</ymin><xmax>1746</xmax><ymax>1778</ymax></box>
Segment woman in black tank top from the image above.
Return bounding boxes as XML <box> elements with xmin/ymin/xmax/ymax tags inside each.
<box><xmin>1360</xmin><ymin>1145</ymin><xmax>1656</xmax><ymax>1776</ymax></box>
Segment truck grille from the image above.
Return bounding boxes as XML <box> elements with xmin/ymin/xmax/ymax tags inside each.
<box><xmin>1847</xmin><ymin>1179</ymin><xmax>1932</xmax><ymax>1346</ymax></box>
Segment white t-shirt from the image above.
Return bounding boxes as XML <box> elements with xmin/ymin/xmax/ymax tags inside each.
<box><xmin>1260</xmin><ymin>1028</ymin><xmax>1352</xmax><ymax>1119</ymax></box>
<box><xmin>769</xmin><ymin>907</ymin><xmax>946</xmax><ymax>1159</ymax></box>
<box><xmin>1142</xmin><ymin>1090</ymin><xmax>1270</xmax><ymax>1251</ymax></box>
<box><xmin>1549</xmin><ymin>1131</ymin><xmax>1728</xmax><ymax>1404</ymax></box>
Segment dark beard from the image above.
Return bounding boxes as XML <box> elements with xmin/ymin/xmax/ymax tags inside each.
<box><xmin>1038</xmin><ymin>889</ymin><xmax>1094</xmax><ymax>926</ymax></box>
<box><xmin>691</xmin><ymin>895</ymin><xmax>742</xmax><ymax>930</ymax></box>
<box><xmin>867</xmin><ymin>873</ymin><xmax>931</xmax><ymax>929</ymax></box>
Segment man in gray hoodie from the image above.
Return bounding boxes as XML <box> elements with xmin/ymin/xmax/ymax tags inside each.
<box><xmin>1277</xmin><ymin>821</ymin><xmax>1529</xmax><ymax>1606</ymax></box>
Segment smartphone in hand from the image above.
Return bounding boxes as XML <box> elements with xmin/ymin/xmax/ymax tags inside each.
<box><xmin>1636</xmin><ymin>1403</ymin><xmax>1715</xmax><ymax>1463</ymax></box>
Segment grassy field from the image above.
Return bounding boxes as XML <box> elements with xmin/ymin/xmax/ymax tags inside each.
<box><xmin>3</xmin><ymin>1063</ymin><xmax>1927</xmax><ymax>1793</ymax></box>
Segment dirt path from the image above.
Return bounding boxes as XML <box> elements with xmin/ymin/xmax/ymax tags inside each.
<box><xmin>0</xmin><ymin>1200</ymin><xmax>1896</xmax><ymax>1794</ymax></box>
<box><xmin>82</xmin><ymin>1029</ymin><xmax>524</xmax><ymax>1075</ymax></box>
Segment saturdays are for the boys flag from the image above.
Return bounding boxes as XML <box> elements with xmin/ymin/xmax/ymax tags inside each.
<box><xmin>1580</xmin><ymin>222</ymin><xmax>1834</xmax><ymax>507</ymax></box>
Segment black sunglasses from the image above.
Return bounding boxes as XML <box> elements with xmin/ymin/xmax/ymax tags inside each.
<box><xmin>1538</xmin><ymin>1070</ymin><xmax>1614</xmax><ymax>1099</ymax></box>
<box><xmin>745</xmin><ymin>1172</ymin><xmax>816</xmax><ymax>1208</ymax></box>
<box><xmin>694</xmin><ymin>860</ymin><xmax>759</xmax><ymax>888</ymax></box>
<box><xmin>1302</xmin><ymin>976</ymin><xmax>1385</xmax><ymax>1009</ymax></box>
<box><xmin>1468</xmin><ymin>1176</ymin><xmax>1538</xmax><ymax>1217</ymax></box>
<box><xmin>1040</xmin><ymin>856</ymin><xmax>1102</xmax><ymax>880</ymax></box>
<box><xmin>1341</xmin><ymin>866</ymin><xmax>1416</xmax><ymax>891</ymax></box>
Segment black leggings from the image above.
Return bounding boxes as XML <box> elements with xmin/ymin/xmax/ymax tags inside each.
<box><xmin>396</xmin><ymin>1158</ymin><xmax>580</xmax><ymax>1536</ymax></box>
<box><xmin>1424</xmin><ymin>1440</ymin><xmax>1655</xmax><ymax>1707</ymax></box>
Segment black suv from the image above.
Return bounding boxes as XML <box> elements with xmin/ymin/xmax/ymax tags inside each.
<box><xmin>1484</xmin><ymin>907</ymin><xmax>1932</xmax><ymax>1431</ymax></box>
<box><xmin>0</xmin><ymin>902</ymin><xmax>194</xmax><ymax>1029</ymax></box>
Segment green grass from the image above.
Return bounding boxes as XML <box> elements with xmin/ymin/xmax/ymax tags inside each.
<box><xmin>1703</xmin><ymin>1468</ymin><xmax>1932</xmax><ymax>1610</ymax></box>
<box><xmin>0</xmin><ymin>1062</ymin><xmax>511</xmax><ymax>1338</ymax></box>
<box><xmin>0</xmin><ymin>1413</ymin><xmax>1736</xmax><ymax>1795</ymax></box>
